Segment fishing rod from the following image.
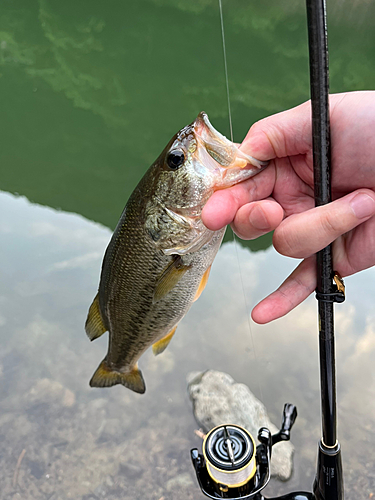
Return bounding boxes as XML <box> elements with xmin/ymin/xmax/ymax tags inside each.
<box><xmin>190</xmin><ymin>0</ymin><xmax>345</xmax><ymax>498</ymax></box>
<box><xmin>307</xmin><ymin>0</ymin><xmax>344</xmax><ymax>497</ymax></box>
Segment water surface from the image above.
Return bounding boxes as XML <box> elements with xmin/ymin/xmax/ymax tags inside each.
<box><xmin>1</xmin><ymin>191</ymin><xmax>374</xmax><ymax>499</ymax></box>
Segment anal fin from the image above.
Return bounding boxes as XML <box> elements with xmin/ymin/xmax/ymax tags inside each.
<box><xmin>193</xmin><ymin>265</ymin><xmax>211</xmax><ymax>302</ymax></box>
<box><xmin>89</xmin><ymin>360</ymin><xmax>145</xmax><ymax>394</ymax></box>
<box><xmin>85</xmin><ymin>293</ymin><xmax>107</xmax><ymax>341</ymax></box>
<box><xmin>152</xmin><ymin>325</ymin><xmax>177</xmax><ymax>356</ymax></box>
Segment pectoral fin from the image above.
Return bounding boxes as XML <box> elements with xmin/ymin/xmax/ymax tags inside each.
<box><xmin>152</xmin><ymin>326</ymin><xmax>177</xmax><ymax>356</ymax></box>
<box><xmin>193</xmin><ymin>266</ymin><xmax>212</xmax><ymax>302</ymax></box>
<box><xmin>85</xmin><ymin>293</ymin><xmax>107</xmax><ymax>341</ymax></box>
<box><xmin>153</xmin><ymin>256</ymin><xmax>190</xmax><ymax>303</ymax></box>
<box><xmin>89</xmin><ymin>360</ymin><xmax>146</xmax><ymax>394</ymax></box>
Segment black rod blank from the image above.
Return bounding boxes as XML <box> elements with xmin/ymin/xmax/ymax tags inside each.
<box><xmin>306</xmin><ymin>0</ymin><xmax>337</xmax><ymax>447</ymax></box>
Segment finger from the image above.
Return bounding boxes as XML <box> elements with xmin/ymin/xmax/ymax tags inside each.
<box><xmin>239</xmin><ymin>94</ymin><xmax>348</xmax><ymax>161</ymax></box>
<box><xmin>202</xmin><ymin>162</ymin><xmax>276</xmax><ymax>230</ymax></box>
<box><xmin>231</xmin><ymin>198</ymin><xmax>284</xmax><ymax>240</ymax></box>
<box><xmin>239</xmin><ymin>100</ymin><xmax>313</xmax><ymax>161</ymax></box>
<box><xmin>251</xmin><ymin>257</ymin><xmax>316</xmax><ymax>324</ymax></box>
<box><xmin>273</xmin><ymin>189</ymin><xmax>375</xmax><ymax>259</ymax></box>
<box><xmin>332</xmin><ymin>210</ymin><xmax>375</xmax><ymax>277</ymax></box>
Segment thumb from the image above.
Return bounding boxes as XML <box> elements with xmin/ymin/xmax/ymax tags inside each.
<box><xmin>273</xmin><ymin>189</ymin><xmax>375</xmax><ymax>259</ymax></box>
<box><xmin>239</xmin><ymin>100</ymin><xmax>313</xmax><ymax>160</ymax></box>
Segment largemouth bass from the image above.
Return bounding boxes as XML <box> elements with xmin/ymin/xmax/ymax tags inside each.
<box><xmin>85</xmin><ymin>113</ymin><xmax>267</xmax><ymax>394</ymax></box>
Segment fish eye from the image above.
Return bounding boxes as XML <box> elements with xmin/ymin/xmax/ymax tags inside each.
<box><xmin>167</xmin><ymin>149</ymin><xmax>185</xmax><ymax>170</ymax></box>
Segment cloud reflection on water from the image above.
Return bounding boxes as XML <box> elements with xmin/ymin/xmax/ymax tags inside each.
<box><xmin>0</xmin><ymin>191</ymin><xmax>374</xmax><ymax>498</ymax></box>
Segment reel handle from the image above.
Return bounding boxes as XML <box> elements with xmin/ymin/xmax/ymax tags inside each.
<box><xmin>272</xmin><ymin>403</ymin><xmax>297</xmax><ymax>445</ymax></box>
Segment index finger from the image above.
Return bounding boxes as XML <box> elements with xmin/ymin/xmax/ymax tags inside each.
<box><xmin>202</xmin><ymin>162</ymin><xmax>276</xmax><ymax>230</ymax></box>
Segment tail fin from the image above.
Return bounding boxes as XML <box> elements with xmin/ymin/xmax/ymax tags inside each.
<box><xmin>89</xmin><ymin>359</ymin><xmax>146</xmax><ymax>394</ymax></box>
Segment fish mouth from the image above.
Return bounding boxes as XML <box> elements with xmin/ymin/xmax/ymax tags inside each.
<box><xmin>194</xmin><ymin>112</ymin><xmax>268</xmax><ymax>170</ymax></box>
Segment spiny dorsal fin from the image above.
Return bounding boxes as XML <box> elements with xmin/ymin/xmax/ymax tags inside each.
<box><xmin>89</xmin><ymin>360</ymin><xmax>145</xmax><ymax>394</ymax></box>
<box><xmin>153</xmin><ymin>256</ymin><xmax>190</xmax><ymax>303</ymax></box>
<box><xmin>193</xmin><ymin>265</ymin><xmax>212</xmax><ymax>302</ymax></box>
<box><xmin>85</xmin><ymin>293</ymin><xmax>107</xmax><ymax>341</ymax></box>
<box><xmin>152</xmin><ymin>325</ymin><xmax>177</xmax><ymax>356</ymax></box>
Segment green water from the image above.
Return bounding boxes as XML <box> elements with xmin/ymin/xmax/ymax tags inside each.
<box><xmin>2</xmin><ymin>0</ymin><xmax>375</xmax><ymax>232</ymax></box>
<box><xmin>1</xmin><ymin>1</ymin><xmax>375</xmax><ymax>498</ymax></box>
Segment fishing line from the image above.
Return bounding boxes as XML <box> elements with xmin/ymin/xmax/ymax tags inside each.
<box><xmin>232</xmin><ymin>233</ymin><xmax>264</xmax><ymax>402</ymax></box>
<box><xmin>217</xmin><ymin>0</ymin><xmax>264</xmax><ymax>402</ymax></box>
<box><xmin>218</xmin><ymin>0</ymin><xmax>233</xmax><ymax>143</ymax></box>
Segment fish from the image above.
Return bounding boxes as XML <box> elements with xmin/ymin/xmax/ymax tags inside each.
<box><xmin>85</xmin><ymin>112</ymin><xmax>267</xmax><ymax>394</ymax></box>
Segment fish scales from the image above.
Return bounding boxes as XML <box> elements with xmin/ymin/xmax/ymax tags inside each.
<box><xmin>85</xmin><ymin>112</ymin><xmax>267</xmax><ymax>393</ymax></box>
<box><xmin>102</xmin><ymin>191</ymin><xmax>223</xmax><ymax>369</ymax></box>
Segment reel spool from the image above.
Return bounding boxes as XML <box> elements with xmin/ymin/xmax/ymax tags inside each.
<box><xmin>191</xmin><ymin>404</ymin><xmax>300</xmax><ymax>499</ymax></box>
<box><xmin>203</xmin><ymin>425</ymin><xmax>257</xmax><ymax>496</ymax></box>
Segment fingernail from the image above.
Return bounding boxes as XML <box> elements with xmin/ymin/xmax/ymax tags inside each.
<box><xmin>350</xmin><ymin>193</ymin><xmax>375</xmax><ymax>219</ymax></box>
<box><xmin>249</xmin><ymin>205</ymin><xmax>270</xmax><ymax>230</ymax></box>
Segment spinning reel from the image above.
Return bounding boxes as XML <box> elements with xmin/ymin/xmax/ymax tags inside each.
<box><xmin>191</xmin><ymin>404</ymin><xmax>312</xmax><ymax>500</ymax></box>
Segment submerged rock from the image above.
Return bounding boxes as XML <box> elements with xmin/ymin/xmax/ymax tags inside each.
<box><xmin>187</xmin><ymin>370</ymin><xmax>294</xmax><ymax>481</ymax></box>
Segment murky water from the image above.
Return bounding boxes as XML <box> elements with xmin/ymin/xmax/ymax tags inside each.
<box><xmin>1</xmin><ymin>1</ymin><xmax>375</xmax><ymax>499</ymax></box>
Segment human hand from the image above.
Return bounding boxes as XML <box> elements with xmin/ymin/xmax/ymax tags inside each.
<box><xmin>202</xmin><ymin>91</ymin><xmax>375</xmax><ymax>323</ymax></box>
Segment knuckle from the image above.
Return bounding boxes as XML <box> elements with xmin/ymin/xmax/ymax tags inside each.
<box><xmin>248</xmin><ymin>120</ymin><xmax>280</xmax><ymax>158</ymax></box>
<box><xmin>273</xmin><ymin>224</ymin><xmax>297</xmax><ymax>257</ymax></box>
<box><xmin>319</xmin><ymin>213</ymin><xmax>344</xmax><ymax>236</ymax></box>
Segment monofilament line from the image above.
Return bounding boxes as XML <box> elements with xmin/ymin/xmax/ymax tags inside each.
<box><xmin>218</xmin><ymin>0</ymin><xmax>233</xmax><ymax>142</ymax></box>
<box><xmin>218</xmin><ymin>0</ymin><xmax>263</xmax><ymax>402</ymax></box>
<box><xmin>232</xmin><ymin>234</ymin><xmax>264</xmax><ymax>402</ymax></box>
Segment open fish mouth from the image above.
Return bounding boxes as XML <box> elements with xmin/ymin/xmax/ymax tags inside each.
<box><xmin>194</xmin><ymin>112</ymin><xmax>268</xmax><ymax>170</ymax></box>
